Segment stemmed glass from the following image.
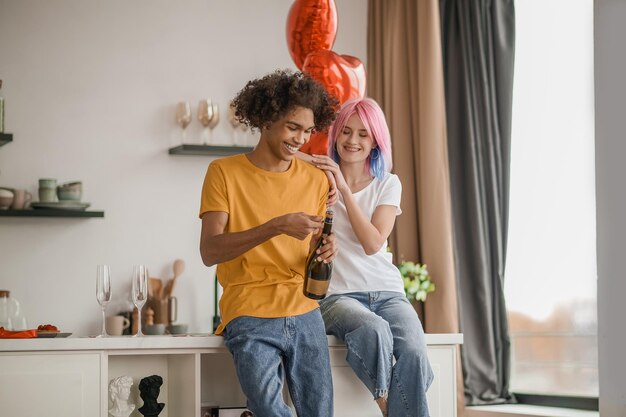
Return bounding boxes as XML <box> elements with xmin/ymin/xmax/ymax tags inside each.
<box><xmin>131</xmin><ymin>264</ymin><xmax>148</xmax><ymax>337</ymax></box>
<box><xmin>175</xmin><ymin>101</ymin><xmax>192</xmax><ymax>144</ymax></box>
<box><xmin>228</xmin><ymin>104</ymin><xmax>242</xmax><ymax>146</ymax></box>
<box><xmin>198</xmin><ymin>99</ymin><xmax>219</xmax><ymax>145</ymax></box>
<box><xmin>209</xmin><ymin>103</ymin><xmax>220</xmax><ymax>142</ymax></box>
<box><xmin>228</xmin><ymin>103</ymin><xmax>250</xmax><ymax>146</ymax></box>
<box><xmin>96</xmin><ymin>265</ymin><xmax>112</xmax><ymax>337</ymax></box>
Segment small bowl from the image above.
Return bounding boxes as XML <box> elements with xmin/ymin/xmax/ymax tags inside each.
<box><xmin>58</xmin><ymin>181</ymin><xmax>82</xmax><ymax>191</ymax></box>
<box><xmin>57</xmin><ymin>188</ymin><xmax>82</xmax><ymax>201</ymax></box>
<box><xmin>167</xmin><ymin>323</ymin><xmax>188</xmax><ymax>335</ymax></box>
<box><xmin>0</xmin><ymin>190</ymin><xmax>14</xmax><ymax>209</ymax></box>
<box><xmin>145</xmin><ymin>324</ymin><xmax>166</xmax><ymax>335</ymax></box>
<box><xmin>0</xmin><ymin>197</ymin><xmax>13</xmax><ymax>209</ymax></box>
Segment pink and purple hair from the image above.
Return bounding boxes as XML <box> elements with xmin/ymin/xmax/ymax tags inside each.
<box><xmin>328</xmin><ymin>98</ymin><xmax>393</xmax><ymax>180</ymax></box>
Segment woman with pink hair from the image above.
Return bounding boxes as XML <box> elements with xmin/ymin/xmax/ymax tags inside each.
<box><xmin>312</xmin><ymin>98</ymin><xmax>433</xmax><ymax>417</ymax></box>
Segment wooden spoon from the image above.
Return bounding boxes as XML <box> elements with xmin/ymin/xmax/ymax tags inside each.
<box><xmin>173</xmin><ymin>259</ymin><xmax>185</xmax><ymax>279</ymax></box>
<box><xmin>149</xmin><ymin>278</ymin><xmax>163</xmax><ymax>300</ymax></box>
<box><xmin>164</xmin><ymin>259</ymin><xmax>185</xmax><ymax>298</ymax></box>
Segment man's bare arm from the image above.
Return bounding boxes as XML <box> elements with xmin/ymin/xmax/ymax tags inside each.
<box><xmin>200</xmin><ymin>211</ymin><xmax>323</xmax><ymax>266</ymax></box>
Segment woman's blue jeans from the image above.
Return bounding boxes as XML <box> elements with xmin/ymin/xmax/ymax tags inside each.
<box><xmin>320</xmin><ymin>292</ymin><xmax>433</xmax><ymax>417</ymax></box>
<box><xmin>223</xmin><ymin>309</ymin><xmax>333</xmax><ymax>417</ymax></box>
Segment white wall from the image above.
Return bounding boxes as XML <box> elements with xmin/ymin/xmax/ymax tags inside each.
<box><xmin>0</xmin><ymin>0</ymin><xmax>367</xmax><ymax>335</ymax></box>
<box><xmin>595</xmin><ymin>0</ymin><xmax>626</xmax><ymax>415</ymax></box>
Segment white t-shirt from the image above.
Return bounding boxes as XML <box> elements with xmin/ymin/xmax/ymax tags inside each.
<box><xmin>327</xmin><ymin>172</ymin><xmax>405</xmax><ymax>296</ymax></box>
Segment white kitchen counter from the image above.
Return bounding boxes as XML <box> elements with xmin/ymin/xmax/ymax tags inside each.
<box><xmin>0</xmin><ymin>333</ymin><xmax>463</xmax><ymax>352</ymax></box>
<box><xmin>0</xmin><ymin>333</ymin><xmax>462</xmax><ymax>417</ymax></box>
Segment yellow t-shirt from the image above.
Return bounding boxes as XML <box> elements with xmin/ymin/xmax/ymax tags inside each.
<box><xmin>199</xmin><ymin>154</ymin><xmax>328</xmax><ymax>334</ymax></box>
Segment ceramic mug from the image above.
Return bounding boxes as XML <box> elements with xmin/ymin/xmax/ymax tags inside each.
<box><xmin>38</xmin><ymin>187</ymin><xmax>57</xmax><ymax>202</ymax></box>
<box><xmin>106</xmin><ymin>315</ymin><xmax>130</xmax><ymax>336</ymax></box>
<box><xmin>10</xmin><ymin>189</ymin><xmax>33</xmax><ymax>210</ymax></box>
<box><xmin>38</xmin><ymin>178</ymin><xmax>57</xmax><ymax>189</ymax></box>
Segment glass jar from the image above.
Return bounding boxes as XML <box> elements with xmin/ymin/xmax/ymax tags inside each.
<box><xmin>0</xmin><ymin>290</ymin><xmax>21</xmax><ymax>330</ymax></box>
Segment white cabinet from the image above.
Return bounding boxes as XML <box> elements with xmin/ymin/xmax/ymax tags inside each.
<box><xmin>0</xmin><ymin>352</ymin><xmax>101</xmax><ymax>417</ymax></box>
<box><xmin>106</xmin><ymin>352</ymin><xmax>199</xmax><ymax>417</ymax></box>
<box><xmin>0</xmin><ymin>334</ymin><xmax>462</xmax><ymax>417</ymax></box>
<box><xmin>107</xmin><ymin>350</ymin><xmax>248</xmax><ymax>416</ymax></box>
<box><xmin>329</xmin><ymin>343</ymin><xmax>457</xmax><ymax>417</ymax></box>
<box><xmin>200</xmin><ymin>351</ymin><xmax>247</xmax><ymax>408</ymax></box>
<box><xmin>424</xmin><ymin>346</ymin><xmax>457</xmax><ymax>417</ymax></box>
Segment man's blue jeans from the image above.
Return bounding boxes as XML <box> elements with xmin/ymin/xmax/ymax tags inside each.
<box><xmin>320</xmin><ymin>292</ymin><xmax>433</xmax><ymax>417</ymax></box>
<box><xmin>223</xmin><ymin>309</ymin><xmax>333</xmax><ymax>417</ymax></box>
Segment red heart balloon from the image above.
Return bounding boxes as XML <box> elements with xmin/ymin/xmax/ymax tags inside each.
<box><xmin>300</xmin><ymin>131</ymin><xmax>330</xmax><ymax>156</ymax></box>
<box><xmin>286</xmin><ymin>0</ymin><xmax>338</xmax><ymax>70</ymax></box>
<box><xmin>300</xmin><ymin>51</ymin><xmax>366</xmax><ymax>155</ymax></box>
<box><xmin>303</xmin><ymin>49</ymin><xmax>366</xmax><ymax>104</ymax></box>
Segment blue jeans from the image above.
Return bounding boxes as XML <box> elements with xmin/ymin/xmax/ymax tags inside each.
<box><xmin>223</xmin><ymin>309</ymin><xmax>333</xmax><ymax>417</ymax></box>
<box><xmin>320</xmin><ymin>292</ymin><xmax>433</xmax><ymax>417</ymax></box>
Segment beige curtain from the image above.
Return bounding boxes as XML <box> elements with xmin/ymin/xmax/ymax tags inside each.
<box><xmin>367</xmin><ymin>0</ymin><xmax>463</xmax><ymax>412</ymax></box>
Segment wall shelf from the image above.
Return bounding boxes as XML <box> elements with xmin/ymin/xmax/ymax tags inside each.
<box><xmin>0</xmin><ymin>209</ymin><xmax>104</xmax><ymax>218</ymax></box>
<box><xmin>168</xmin><ymin>144</ymin><xmax>253</xmax><ymax>157</ymax></box>
<box><xmin>0</xmin><ymin>134</ymin><xmax>102</xmax><ymax>218</ymax></box>
<box><xmin>0</xmin><ymin>133</ymin><xmax>13</xmax><ymax>147</ymax></box>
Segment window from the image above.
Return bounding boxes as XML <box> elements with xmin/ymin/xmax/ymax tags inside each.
<box><xmin>504</xmin><ymin>0</ymin><xmax>597</xmax><ymax>399</ymax></box>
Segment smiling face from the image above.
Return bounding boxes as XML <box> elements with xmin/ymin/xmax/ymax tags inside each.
<box><xmin>336</xmin><ymin>113</ymin><xmax>375</xmax><ymax>166</ymax></box>
<box><xmin>260</xmin><ymin>106</ymin><xmax>315</xmax><ymax>169</ymax></box>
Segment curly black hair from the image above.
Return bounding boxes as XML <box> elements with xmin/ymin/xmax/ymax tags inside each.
<box><xmin>231</xmin><ymin>69</ymin><xmax>339</xmax><ymax>133</ymax></box>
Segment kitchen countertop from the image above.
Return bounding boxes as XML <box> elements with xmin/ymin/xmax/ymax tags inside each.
<box><xmin>0</xmin><ymin>333</ymin><xmax>463</xmax><ymax>352</ymax></box>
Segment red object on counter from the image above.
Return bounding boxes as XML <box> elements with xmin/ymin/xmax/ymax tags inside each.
<box><xmin>0</xmin><ymin>327</ymin><xmax>38</xmax><ymax>338</ymax></box>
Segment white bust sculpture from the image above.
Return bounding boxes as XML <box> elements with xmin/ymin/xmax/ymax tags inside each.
<box><xmin>109</xmin><ymin>375</ymin><xmax>135</xmax><ymax>417</ymax></box>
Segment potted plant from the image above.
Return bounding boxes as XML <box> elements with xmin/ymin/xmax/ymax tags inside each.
<box><xmin>399</xmin><ymin>261</ymin><xmax>435</xmax><ymax>302</ymax></box>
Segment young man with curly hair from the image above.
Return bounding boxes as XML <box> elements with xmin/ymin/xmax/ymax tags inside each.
<box><xmin>199</xmin><ymin>70</ymin><xmax>339</xmax><ymax>417</ymax></box>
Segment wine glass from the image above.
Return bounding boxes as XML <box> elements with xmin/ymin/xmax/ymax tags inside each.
<box><xmin>198</xmin><ymin>99</ymin><xmax>219</xmax><ymax>145</ymax></box>
<box><xmin>209</xmin><ymin>103</ymin><xmax>220</xmax><ymax>141</ymax></box>
<box><xmin>175</xmin><ymin>101</ymin><xmax>192</xmax><ymax>144</ymax></box>
<box><xmin>131</xmin><ymin>264</ymin><xmax>149</xmax><ymax>337</ymax></box>
<box><xmin>96</xmin><ymin>265</ymin><xmax>112</xmax><ymax>337</ymax></box>
<box><xmin>198</xmin><ymin>99</ymin><xmax>213</xmax><ymax>145</ymax></box>
<box><xmin>229</xmin><ymin>103</ymin><xmax>251</xmax><ymax>146</ymax></box>
<box><xmin>228</xmin><ymin>104</ymin><xmax>243</xmax><ymax>146</ymax></box>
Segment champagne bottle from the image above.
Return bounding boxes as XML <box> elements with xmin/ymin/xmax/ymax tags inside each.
<box><xmin>303</xmin><ymin>209</ymin><xmax>334</xmax><ymax>299</ymax></box>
